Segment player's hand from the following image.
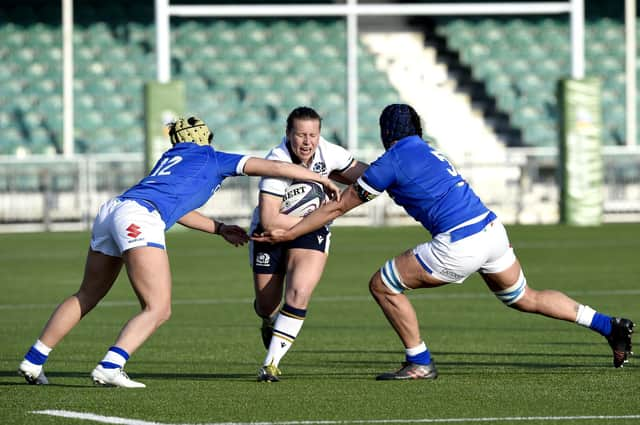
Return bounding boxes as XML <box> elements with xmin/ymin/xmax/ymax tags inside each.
<box><xmin>251</xmin><ymin>229</ymin><xmax>291</xmax><ymax>244</ymax></box>
<box><xmin>219</xmin><ymin>224</ymin><xmax>250</xmax><ymax>247</ymax></box>
<box><xmin>320</xmin><ymin>178</ymin><xmax>341</xmax><ymax>202</ymax></box>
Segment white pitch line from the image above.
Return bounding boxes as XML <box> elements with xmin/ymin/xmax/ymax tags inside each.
<box><xmin>3</xmin><ymin>289</ymin><xmax>640</xmax><ymax>310</ymax></box>
<box><xmin>32</xmin><ymin>410</ymin><xmax>640</xmax><ymax>425</ymax></box>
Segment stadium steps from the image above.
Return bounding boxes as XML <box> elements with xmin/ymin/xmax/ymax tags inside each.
<box><xmin>360</xmin><ymin>31</ymin><xmax>522</xmax><ymax>206</ymax></box>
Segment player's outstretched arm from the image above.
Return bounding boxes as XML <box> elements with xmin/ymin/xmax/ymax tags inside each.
<box><xmin>243</xmin><ymin>158</ymin><xmax>340</xmax><ymax>201</ymax></box>
<box><xmin>253</xmin><ymin>184</ymin><xmax>364</xmax><ymax>244</ymax></box>
<box><xmin>329</xmin><ymin>160</ymin><xmax>369</xmax><ymax>185</ymax></box>
<box><xmin>178</xmin><ymin>211</ymin><xmax>249</xmax><ymax>247</ymax></box>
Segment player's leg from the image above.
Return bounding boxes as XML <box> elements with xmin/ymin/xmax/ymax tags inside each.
<box><xmin>251</xmin><ymin>238</ymin><xmax>286</xmax><ymax>350</ymax></box>
<box><xmin>19</xmin><ymin>199</ymin><xmax>125</xmax><ymax>385</ymax></box>
<box><xmin>481</xmin><ymin>259</ymin><xmax>581</xmax><ymax>319</ymax></box>
<box><xmin>253</xmin><ymin>272</ymin><xmax>284</xmax><ymax>349</ymax></box>
<box><xmin>19</xmin><ymin>249</ymin><xmax>123</xmax><ymax>385</ymax></box>
<box><xmin>91</xmin><ymin>199</ymin><xmax>170</xmax><ymax>387</ymax></box>
<box><xmin>116</xmin><ymin>246</ymin><xmax>172</xmax><ymax>352</ymax></box>
<box><xmin>90</xmin><ymin>246</ymin><xmax>171</xmax><ymax>388</ymax></box>
<box><xmin>370</xmin><ymin>249</ymin><xmax>448</xmax><ymax>380</ymax></box>
<box><xmin>259</xmin><ymin>247</ymin><xmax>328</xmax><ymax>382</ymax></box>
<box><xmin>479</xmin><ymin>220</ymin><xmax>634</xmax><ymax>367</ymax></box>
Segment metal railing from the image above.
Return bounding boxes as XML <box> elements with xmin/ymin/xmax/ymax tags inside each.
<box><xmin>1</xmin><ymin>148</ymin><xmax>638</xmax><ymax>232</ymax></box>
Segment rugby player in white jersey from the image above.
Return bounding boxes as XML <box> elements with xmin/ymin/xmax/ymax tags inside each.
<box><xmin>18</xmin><ymin>116</ymin><xmax>340</xmax><ymax>388</ymax></box>
<box><xmin>250</xmin><ymin>106</ymin><xmax>368</xmax><ymax>382</ymax></box>
<box><xmin>254</xmin><ymin>104</ymin><xmax>634</xmax><ymax>379</ymax></box>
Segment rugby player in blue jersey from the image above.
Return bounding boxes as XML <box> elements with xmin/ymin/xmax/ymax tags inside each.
<box><xmin>18</xmin><ymin>116</ymin><xmax>340</xmax><ymax>388</ymax></box>
<box><xmin>253</xmin><ymin>104</ymin><xmax>634</xmax><ymax>379</ymax></box>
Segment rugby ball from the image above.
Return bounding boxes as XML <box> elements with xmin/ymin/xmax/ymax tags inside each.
<box><xmin>280</xmin><ymin>181</ymin><xmax>326</xmax><ymax>217</ymax></box>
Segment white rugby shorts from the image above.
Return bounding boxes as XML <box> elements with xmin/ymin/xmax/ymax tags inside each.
<box><xmin>413</xmin><ymin>214</ymin><xmax>516</xmax><ymax>283</ymax></box>
<box><xmin>90</xmin><ymin>198</ymin><xmax>166</xmax><ymax>257</ymax></box>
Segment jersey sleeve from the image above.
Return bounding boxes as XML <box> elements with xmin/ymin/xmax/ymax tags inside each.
<box><xmin>215</xmin><ymin>151</ymin><xmax>251</xmax><ymax>177</ymax></box>
<box><xmin>257</xmin><ymin>144</ymin><xmax>290</xmax><ymax>197</ymax></box>
<box><xmin>356</xmin><ymin>152</ymin><xmax>397</xmax><ymax>200</ymax></box>
<box><xmin>321</xmin><ymin>137</ymin><xmax>354</xmax><ymax>173</ymax></box>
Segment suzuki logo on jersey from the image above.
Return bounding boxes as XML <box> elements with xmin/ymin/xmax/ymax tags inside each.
<box><xmin>126</xmin><ymin>223</ymin><xmax>141</xmax><ymax>238</ymax></box>
<box><xmin>312</xmin><ymin>162</ymin><xmax>327</xmax><ymax>174</ymax></box>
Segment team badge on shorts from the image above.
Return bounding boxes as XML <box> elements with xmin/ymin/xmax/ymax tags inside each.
<box><xmin>255</xmin><ymin>252</ymin><xmax>271</xmax><ymax>267</ymax></box>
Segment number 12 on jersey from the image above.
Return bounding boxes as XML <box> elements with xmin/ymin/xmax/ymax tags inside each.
<box><xmin>150</xmin><ymin>156</ymin><xmax>183</xmax><ymax>177</ymax></box>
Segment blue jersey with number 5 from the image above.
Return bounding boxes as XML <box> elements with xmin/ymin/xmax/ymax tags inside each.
<box><xmin>360</xmin><ymin>135</ymin><xmax>488</xmax><ymax>236</ymax></box>
<box><xmin>121</xmin><ymin>143</ymin><xmax>248</xmax><ymax>229</ymax></box>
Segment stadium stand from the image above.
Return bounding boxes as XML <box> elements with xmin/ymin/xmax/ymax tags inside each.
<box><xmin>0</xmin><ymin>0</ymin><xmax>632</xmax><ymax>157</ymax></box>
<box><xmin>0</xmin><ymin>1</ymin><xmax>400</xmax><ymax>155</ymax></box>
<box><xmin>432</xmin><ymin>2</ymin><xmax>629</xmax><ymax>147</ymax></box>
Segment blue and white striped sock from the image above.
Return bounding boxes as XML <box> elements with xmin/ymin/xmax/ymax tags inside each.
<box><xmin>405</xmin><ymin>341</ymin><xmax>432</xmax><ymax>365</ymax></box>
<box><xmin>24</xmin><ymin>339</ymin><xmax>52</xmax><ymax>366</ymax></box>
<box><xmin>99</xmin><ymin>346</ymin><xmax>130</xmax><ymax>369</ymax></box>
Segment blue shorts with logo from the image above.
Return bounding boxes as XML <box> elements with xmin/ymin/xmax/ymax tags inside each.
<box><xmin>251</xmin><ymin>224</ymin><xmax>330</xmax><ymax>274</ymax></box>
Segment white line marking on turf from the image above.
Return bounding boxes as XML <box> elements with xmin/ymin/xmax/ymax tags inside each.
<box><xmin>4</xmin><ymin>289</ymin><xmax>640</xmax><ymax>310</ymax></box>
<box><xmin>32</xmin><ymin>410</ymin><xmax>640</xmax><ymax>425</ymax></box>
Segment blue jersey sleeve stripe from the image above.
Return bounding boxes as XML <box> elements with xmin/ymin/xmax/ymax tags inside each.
<box><xmin>356</xmin><ymin>176</ymin><xmax>382</xmax><ymax>196</ymax></box>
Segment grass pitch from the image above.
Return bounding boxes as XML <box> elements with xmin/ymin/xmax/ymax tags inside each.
<box><xmin>1</xmin><ymin>224</ymin><xmax>639</xmax><ymax>425</ymax></box>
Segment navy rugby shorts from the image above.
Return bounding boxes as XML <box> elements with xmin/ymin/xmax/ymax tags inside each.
<box><xmin>251</xmin><ymin>224</ymin><xmax>330</xmax><ymax>274</ymax></box>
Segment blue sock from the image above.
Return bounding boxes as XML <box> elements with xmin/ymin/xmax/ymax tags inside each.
<box><xmin>590</xmin><ymin>312</ymin><xmax>612</xmax><ymax>337</ymax></box>
<box><xmin>25</xmin><ymin>347</ymin><xmax>48</xmax><ymax>365</ymax></box>
<box><xmin>24</xmin><ymin>340</ymin><xmax>52</xmax><ymax>365</ymax></box>
<box><xmin>406</xmin><ymin>342</ymin><xmax>432</xmax><ymax>365</ymax></box>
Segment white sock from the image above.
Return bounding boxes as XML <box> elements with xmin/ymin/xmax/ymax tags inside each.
<box><xmin>405</xmin><ymin>342</ymin><xmax>427</xmax><ymax>357</ymax></box>
<box><xmin>99</xmin><ymin>346</ymin><xmax>129</xmax><ymax>369</ymax></box>
<box><xmin>575</xmin><ymin>304</ymin><xmax>596</xmax><ymax>327</ymax></box>
<box><xmin>34</xmin><ymin>339</ymin><xmax>53</xmax><ymax>356</ymax></box>
<box><xmin>263</xmin><ymin>309</ymin><xmax>305</xmax><ymax>367</ymax></box>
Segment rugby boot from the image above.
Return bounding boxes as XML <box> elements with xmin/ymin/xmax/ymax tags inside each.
<box><xmin>606</xmin><ymin>317</ymin><xmax>634</xmax><ymax>368</ymax></box>
<box><xmin>18</xmin><ymin>360</ymin><xmax>49</xmax><ymax>385</ymax></box>
<box><xmin>91</xmin><ymin>365</ymin><xmax>146</xmax><ymax>388</ymax></box>
<box><xmin>257</xmin><ymin>364</ymin><xmax>281</xmax><ymax>382</ymax></box>
<box><xmin>376</xmin><ymin>361</ymin><xmax>438</xmax><ymax>380</ymax></box>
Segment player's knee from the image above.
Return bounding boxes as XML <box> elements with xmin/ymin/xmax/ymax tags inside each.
<box><xmin>158</xmin><ymin>305</ymin><xmax>172</xmax><ymax>324</ymax></box>
<box><xmin>146</xmin><ymin>302</ymin><xmax>172</xmax><ymax>327</ymax></box>
<box><xmin>285</xmin><ymin>287</ymin><xmax>313</xmax><ymax>308</ymax></box>
<box><xmin>254</xmin><ymin>298</ymin><xmax>278</xmax><ymax>318</ymax></box>
<box><xmin>368</xmin><ymin>272</ymin><xmax>384</xmax><ymax>300</ymax></box>
<box><xmin>74</xmin><ymin>291</ymin><xmax>102</xmax><ymax>316</ymax></box>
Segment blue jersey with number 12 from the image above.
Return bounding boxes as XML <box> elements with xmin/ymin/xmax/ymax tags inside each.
<box><xmin>359</xmin><ymin>135</ymin><xmax>489</xmax><ymax>236</ymax></box>
<box><xmin>121</xmin><ymin>143</ymin><xmax>248</xmax><ymax>229</ymax></box>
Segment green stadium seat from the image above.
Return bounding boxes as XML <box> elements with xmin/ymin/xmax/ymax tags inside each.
<box><xmin>0</xmin><ymin>127</ymin><xmax>24</xmax><ymax>155</ymax></box>
<box><xmin>0</xmin><ymin>14</ymin><xmax>402</xmax><ymax>155</ymax></box>
<box><xmin>212</xmin><ymin>127</ymin><xmax>242</xmax><ymax>151</ymax></box>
